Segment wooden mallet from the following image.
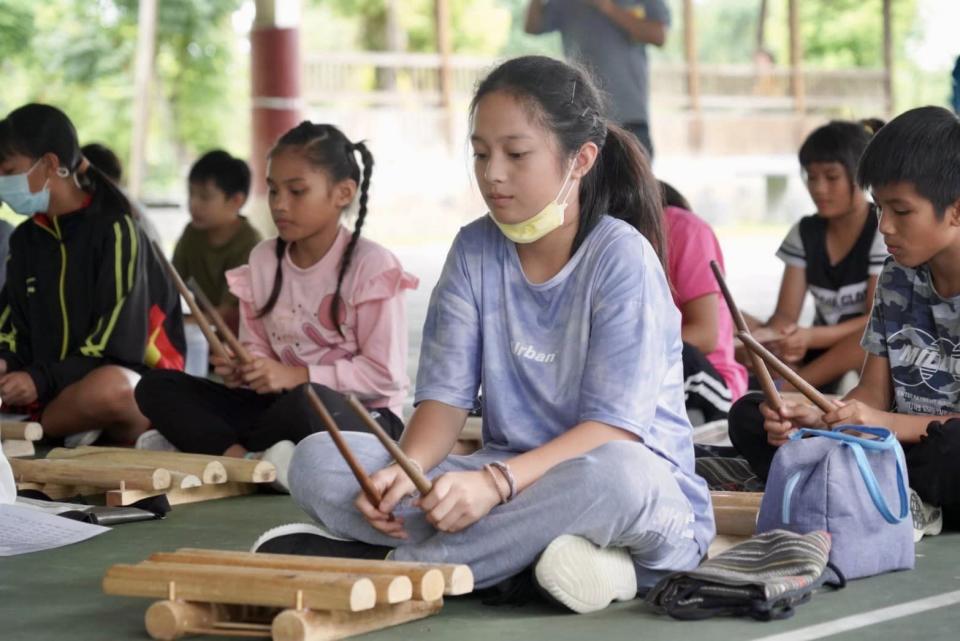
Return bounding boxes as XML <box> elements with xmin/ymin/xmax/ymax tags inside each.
<box><xmin>345</xmin><ymin>396</ymin><xmax>432</xmax><ymax>495</ymax></box>
<box><xmin>150</xmin><ymin>239</ymin><xmax>230</xmax><ymax>360</ymax></box>
<box><xmin>187</xmin><ymin>277</ymin><xmax>255</xmax><ymax>365</ymax></box>
<box><xmin>738</xmin><ymin>332</ymin><xmax>835</xmax><ymax>413</ymax></box>
<box><xmin>304</xmin><ymin>387</ymin><xmax>388</xmax><ymax>514</ymax></box>
<box><xmin>710</xmin><ymin>260</ymin><xmax>783</xmax><ymax>411</ymax></box>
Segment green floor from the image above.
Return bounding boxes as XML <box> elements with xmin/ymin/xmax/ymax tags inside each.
<box><xmin>3</xmin><ymin>493</ymin><xmax>959</xmax><ymax>641</ymax></box>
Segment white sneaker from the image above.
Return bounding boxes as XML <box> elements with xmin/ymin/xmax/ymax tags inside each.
<box><xmin>534</xmin><ymin>535</ymin><xmax>637</xmax><ymax>614</ymax></box>
<box><xmin>134</xmin><ymin>429</ymin><xmax>178</xmax><ymax>452</ymax></box>
<box><xmin>909</xmin><ymin>488</ymin><xmax>943</xmax><ymax>543</ymax></box>
<box><xmin>260</xmin><ymin>440</ymin><xmax>296</xmax><ymax>493</ymax></box>
<box><xmin>64</xmin><ymin>429</ymin><xmax>102</xmax><ymax>448</ymax></box>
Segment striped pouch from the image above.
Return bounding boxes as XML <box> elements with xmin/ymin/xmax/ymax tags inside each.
<box><xmin>645</xmin><ymin>529</ymin><xmax>842</xmax><ymax>621</ymax></box>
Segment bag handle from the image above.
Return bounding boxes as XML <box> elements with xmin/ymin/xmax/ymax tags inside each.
<box><xmin>791</xmin><ymin>426</ymin><xmax>908</xmax><ymax>525</ymax></box>
<box><xmin>848</xmin><ymin>441</ymin><xmax>909</xmax><ymax>524</ymax></box>
<box><xmin>793</xmin><ymin>426</ymin><xmax>896</xmax><ymax>450</ymax></box>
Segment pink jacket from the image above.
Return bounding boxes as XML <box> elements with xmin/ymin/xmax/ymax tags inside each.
<box><xmin>226</xmin><ymin>227</ymin><xmax>418</xmax><ymax>417</ymax></box>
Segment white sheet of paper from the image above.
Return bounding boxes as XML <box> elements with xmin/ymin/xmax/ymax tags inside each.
<box><xmin>0</xmin><ymin>503</ymin><xmax>109</xmax><ymax>556</ymax></box>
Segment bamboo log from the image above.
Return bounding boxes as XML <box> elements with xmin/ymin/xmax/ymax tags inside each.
<box><xmin>272</xmin><ymin>600</ymin><xmax>443</xmax><ymax>641</ymax></box>
<box><xmin>1</xmin><ymin>439</ymin><xmax>35</xmax><ymax>458</ymax></box>
<box><xmin>103</xmin><ymin>562</ymin><xmax>377</xmax><ymax>612</ymax></box>
<box><xmin>713</xmin><ymin>505</ymin><xmax>759</xmax><ymax>537</ymax></box>
<box><xmin>144</xmin><ymin>600</ymin><xmax>217</xmax><ymax>641</ymax></box>
<box><xmin>0</xmin><ymin>420</ymin><xmax>43</xmax><ymax>441</ymax></box>
<box><xmin>46</xmin><ymin>447</ymin><xmax>228</xmax><ymax>485</ymax></box>
<box><xmin>305</xmin><ymin>388</ymin><xmax>384</xmax><ymax>510</ymax></box>
<box><xmin>106</xmin><ymin>481</ymin><xmax>256</xmax><ymax>507</ymax></box>
<box><xmin>169</xmin><ymin>471</ymin><xmax>202</xmax><ymax>490</ymax></box>
<box><xmin>150</xmin><ymin>239</ymin><xmax>229</xmax><ymax>361</ymax></box>
<box><xmin>10</xmin><ymin>458</ymin><xmax>171</xmax><ymax>491</ymax></box>
<box><xmin>345</xmin><ymin>396</ymin><xmax>432</xmax><ymax>495</ymax></box>
<box><xmin>711</xmin><ymin>491</ymin><xmax>763</xmax><ymax>510</ymax></box>
<box><xmin>188</xmin><ymin>277</ymin><xmax>254</xmax><ymax>365</ymax></box>
<box><xmin>152</xmin><ymin>549</ymin><xmax>456</xmax><ymax>600</ymax></box>
<box><xmin>710</xmin><ymin>261</ymin><xmax>782</xmax><ymax>411</ymax></box>
<box><xmin>738</xmin><ymin>332</ymin><xmax>834</xmax><ymax>413</ymax></box>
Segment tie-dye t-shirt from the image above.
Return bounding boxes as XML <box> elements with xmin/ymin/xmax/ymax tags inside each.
<box><xmin>862</xmin><ymin>256</ymin><xmax>960</xmax><ymax>415</ymax></box>
<box><xmin>415</xmin><ymin>214</ymin><xmax>713</xmax><ymax>553</ymax></box>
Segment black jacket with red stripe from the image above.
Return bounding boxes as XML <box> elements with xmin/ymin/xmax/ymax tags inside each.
<box><xmin>0</xmin><ymin>185</ymin><xmax>185</xmax><ymax>403</ymax></box>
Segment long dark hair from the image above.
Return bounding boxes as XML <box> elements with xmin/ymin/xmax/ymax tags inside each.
<box><xmin>470</xmin><ymin>56</ymin><xmax>665</xmax><ymax>267</ymax></box>
<box><xmin>258</xmin><ymin>122</ymin><xmax>373</xmax><ymax>337</ymax></box>
<box><xmin>0</xmin><ymin>103</ymin><xmax>133</xmax><ymax>217</ymax></box>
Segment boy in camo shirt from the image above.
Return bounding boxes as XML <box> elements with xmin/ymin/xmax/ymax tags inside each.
<box><xmin>736</xmin><ymin>106</ymin><xmax>960</xmax><ymax>532</ymax></box>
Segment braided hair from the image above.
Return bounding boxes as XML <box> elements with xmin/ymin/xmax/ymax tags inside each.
<box><xmin>257</xmin><ymin>122</ymin><xmax>373</xmax><ymax>337</ymax></box>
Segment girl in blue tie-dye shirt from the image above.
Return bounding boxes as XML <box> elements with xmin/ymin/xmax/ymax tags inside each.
<box><xmin>268</xmin><ymin>56</ymin><xmax>714</xmax><ymax>615</ymax></box>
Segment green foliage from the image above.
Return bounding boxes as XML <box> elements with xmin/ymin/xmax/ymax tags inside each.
<box><xmin>0</xmin><ymin>0</ymin><xmax>246</xmax><ymax>196</ymax></box>
<box><xmin>318</xmin><ymin>0</ymin><xmax>511</xmax><ymax>55</ymax></box>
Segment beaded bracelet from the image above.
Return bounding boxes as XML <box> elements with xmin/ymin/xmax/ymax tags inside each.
<box><xmin>483</xmin><ymin>464</ymin><xmax>510</xmax><ymax>503</ymax></box>
<box><xmin>489</xmin><ymin>461</ymin><xmax>517</xmax><ymax>502</ymax></box>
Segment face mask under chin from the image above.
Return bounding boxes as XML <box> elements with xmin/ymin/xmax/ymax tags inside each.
<box><xmin>490</xmin><ymin>161</ymin><xmax>577</xmax><ymax>244</ymax></box>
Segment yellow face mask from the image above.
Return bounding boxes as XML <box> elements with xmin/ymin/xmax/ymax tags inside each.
<box><xmin>490</xmin><ymin>161</ymin><xmax>577</xmax><ymax>244</ymax></box>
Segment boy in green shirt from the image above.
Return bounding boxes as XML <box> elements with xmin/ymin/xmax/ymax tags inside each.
<box><xmin>174</xmin><ymin>150</ymin><xmax>261</xmax><ymax>335</ymax></box>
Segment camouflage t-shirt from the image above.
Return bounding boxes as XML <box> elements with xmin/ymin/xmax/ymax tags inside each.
<box><xmin>862</xmin><ymin>256</ymin><xmax>960</xmax><ymax>415</ymax></box>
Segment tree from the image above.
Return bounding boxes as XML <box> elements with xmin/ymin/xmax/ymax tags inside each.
<box><xmin>0</xmin><ymin>0</ymin><xmax>247</xmax><ymax>195</ymax></box>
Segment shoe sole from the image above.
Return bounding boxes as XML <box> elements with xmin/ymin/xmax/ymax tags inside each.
<box><xmin>250</xmin><ymin>522</ymin><xmax>349</xmax><ymax>553</ymax></box>
<box><xmin>534</xmin><ymin>535</ymin><xmax>636</xmax><ymax>614</ymax></box>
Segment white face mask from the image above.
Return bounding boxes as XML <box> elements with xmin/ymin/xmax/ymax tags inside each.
<box><xmin>489</xmin><ymin>161</ymin><xmax>577</xmax><ymax>244</ymax></box>
<box><xmin>0</xmin><ymin>159</ymin><xmax>50</xmax><ymax>215</ymax></box>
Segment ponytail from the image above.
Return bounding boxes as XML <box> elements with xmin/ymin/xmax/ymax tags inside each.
<box><xmin>577</xmin><ymin>124</ymin><xmax>665</xmax><ymax>268</ymax></box>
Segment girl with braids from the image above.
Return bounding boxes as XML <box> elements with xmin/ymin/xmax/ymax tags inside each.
<box><xmin>0</xmin><ymin>103</ymin><xmax>185</xmax><ymax>444</ymax></box>
<box><xmin>135</xmin><ymin>122</ymin><xmax>417</xmax><ymax>491</ymax></box>
<box><xmin>256</xmin><ymin>56</ymin><xmax>713</xmax><ymax>614</ymax></box>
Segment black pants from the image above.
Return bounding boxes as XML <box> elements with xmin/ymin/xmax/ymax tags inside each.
<box><xmin>682</xmin><ymin>342</ymin><xmax>732</xmax><ymax>424</ymax></box>
<box><xmin>135</xmin><ymin>370</ymin><xmax>404</xmax><ymax>455</ymax></box>
<box><xmin>728</xmin><ymin>392</ymin><xmax>960</xmax><ymax>527</ymax></box>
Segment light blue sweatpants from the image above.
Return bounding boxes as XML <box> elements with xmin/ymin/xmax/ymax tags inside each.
<box><xmin>288</xmin><ymin>432</ymin><xmax>702</xmax><ymax>589</ymax></box>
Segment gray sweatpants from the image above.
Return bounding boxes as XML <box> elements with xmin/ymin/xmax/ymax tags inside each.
<box><xmin>288</xmin><ymin>433</ymin><xmax>702</xmax><ymax>589</ymax></box>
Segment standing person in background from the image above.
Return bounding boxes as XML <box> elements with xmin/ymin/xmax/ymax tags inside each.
<box><xmin>952</xmin><ymin>55</ymin><xmax>960</xmax><ymax>114</ymax></box>
<box><xmin>525</xmin><ymin>0</ymin><xmax>670</xmax><ymax>159</ymax></box>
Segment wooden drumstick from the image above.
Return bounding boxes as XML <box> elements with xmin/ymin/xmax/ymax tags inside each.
<box><xmin>187</xmin><ymin>277</ymin><xmax>254</xmax><ymax>365</ymax></box>
<box><xmin>304</xmin><ymin>387</ymin><xmax>386</xmax><ymax>512</ymax></box>
<box><xmin>150</xmin><ymin>239</ymin><xmax>230</xmax><ymax>360</ymax></box>
<box><xmin>710</xmin><ymin>260</ymin><xmax>783</xmax><ymax>411</ymax></box>
<box><xmin>738</xmin><ymin>332</ymin><xmax>835</xmax><ymax>413</ymax></box>
<box><xmin>345</xmin><ymin>396</ymin><xmax>432</xmax><ymax>495</ymax></box>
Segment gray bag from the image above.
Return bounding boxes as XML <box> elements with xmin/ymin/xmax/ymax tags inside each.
<box><xmin>756</xmin><ymin>426</ymin><xmax>914</xmax><ymax>580</ymax></box>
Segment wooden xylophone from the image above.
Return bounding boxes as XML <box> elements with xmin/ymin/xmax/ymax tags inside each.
<box><xmin>12</xmin><ymin>446</ymin><xmax>276</xmax><ymax>506</ymax></box>
<box><xmin>103</xmin><ymin>548</ymin><xmax>474</xmax><ymax>641</ymax></box>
